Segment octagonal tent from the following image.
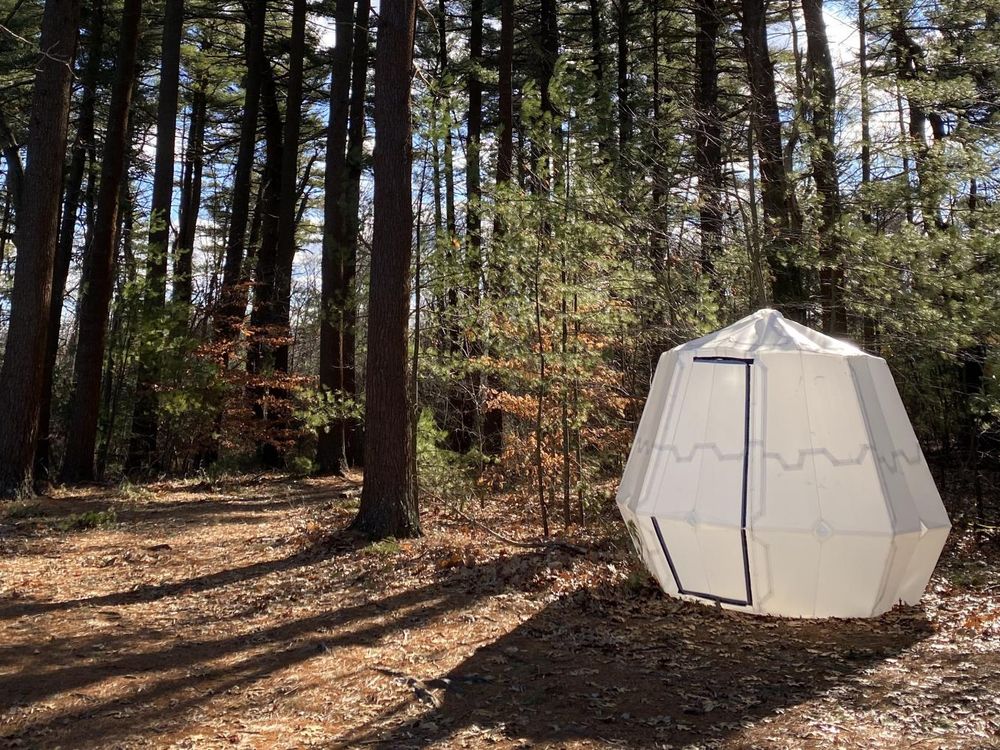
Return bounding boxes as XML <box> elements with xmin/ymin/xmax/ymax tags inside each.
<box><xmin>618</xmin><ymin>309</ymin><xmax>950</xmax><ymax>618</ymax></box>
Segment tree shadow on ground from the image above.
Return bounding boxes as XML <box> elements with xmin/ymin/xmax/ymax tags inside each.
<box><xmin>0</xmin><ymin>525</ymin><xmax>362</xmax><ymax>621</ymax></box>
<box><xmin>340</xmin><ymin>584</ymin><xmax>934</xmax><ymax>749</ymax></box>
<box><xmin>0</xmin><ymin>546</ymin><xmax>559</xmax><ymax>747</ymax></box>
<box><xmin>1</xmin><ymin>532</ymin><xmax>935</xmax><ymax>750</ymax></box>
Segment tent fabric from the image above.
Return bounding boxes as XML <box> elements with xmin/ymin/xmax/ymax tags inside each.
<box><xmin>617</xmin><ymin>309</ymin><xmax>950</xmax><ymax>618</ymax></box>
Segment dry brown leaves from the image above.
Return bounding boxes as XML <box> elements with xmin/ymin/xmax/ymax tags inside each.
<box><xmin>0</xmin><ymin>476</ymin><xmax>997</xmax><ymax>749</ymax></box>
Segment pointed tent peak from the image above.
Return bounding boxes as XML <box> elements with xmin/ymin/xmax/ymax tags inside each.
<box><xmin>674</xmin><ymin>308</ymin><xmax>867</xmax><ymax>357</ymax></box>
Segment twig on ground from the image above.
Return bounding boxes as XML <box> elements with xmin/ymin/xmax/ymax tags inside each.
<box><xmin>442</xmin><ymin>497</ymin><xmax>588</xmax><ymax>555</ymax></box>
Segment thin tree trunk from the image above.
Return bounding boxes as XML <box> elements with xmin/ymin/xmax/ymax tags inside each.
<box><xmin>272</xmin><ymin>0</ymin><xmax>306</xmax><ymax>377</ymax></box>
<box><xmin>496</xmin><ymin>0</ymin><xmax>514</xmax><ymax>192</ymax></box>
<box><xmin>343</xmin><ymin>0</ymin><xmax>371</xmax><ymax>468</ymax></box>
<box><xmin>217</xmin><ymin>0</ymin><xmax>265</xmax><ymax>340</ymax></box>
<box><xmin>244</xmin><ymin>0</ymin><xmax>305</xmax><ymax>467</ymax></box>
<box><xmin>801</xmin><ymin>0</ymin><xmax>843</xmax><ymax>334</ymax></box>
<box><xmin>481</xmin><ymin>0</ymin><xmax>513</xmax><ymax>458</ymax></box>
<box><xmin>891</xmin><ymin>18</ymin><xmax>940</xmax><ymax>230</ymax></box>
<box><xmin>858</xmin><ymin>0</ymin><xmax>871</xmax><ymax>222</ymax></box>
<box><xmin>533</xmin><ymin>236</ymin><xmax>549</xmax><ymax>538</ymax></box>
<box><xmin>352</xmin><ymin>0</ymin><xmax>420</xmax><ymax>539</ymax></box>
<box><xmin>616</xmin><ymin>0</ymin><xmax>630</xmax><ymax>170</ymax></box>
<box><xmin>694</xmin><ymin>0</ymin><xmax>723</xmax><ymax>280</ymax></box>
<box><xmin>0</xmin><ymin>0</ymin><xmax>82</xmax><ymax>498</ymax></box>
<box><xmin>0</xmin><ymin>192</ymin><xmax>10</xmax><ymax>266</ymax></box>
<box><xmin>35</xmin><ymin>0</ymin><xmax>105</xmax><ymax>481</ymax></box>
<box><xmin>0</xmin><ymin>111</ymin><xmax>23</xmax><ymax>223</ymax></box>
<box><xmin>894</xmin><ymin>82</ymin><xmax>914</xmax><ymax>224</ymax></box>
<box><xmin>173</xmin><ymin>83</ymin><xmax>207</xmax><ymax>309</ymax></box>
<box><xmin>588</xmin><ymin>0</ymin><xmax>610</xmax><ymax>155</ymax></box>
<box><xmin>245</xmin><ymin>63</ymin><xmax>287</xmax><ymax>466</ymax></box>
<box><xmin>61</xmin><ymin>0</ymin><xmax>143</xmax><ymax>483</ymax></box>
<box><xmin>247</xmin><ymin>64</ymin><xmax>284</xmax><ymax>381</ymax></box>
<box><xmin>317</xmin><ymin>0</ymin><xmax>357</xmax><ymax>475</ymax></box>
<box><xmin>740</xmin><ymin>0</ymin><xmax>803</xmax><ymax>313</ymax></box>
<box><xmin>127</xmin><ymin>0</ymin><xmax>183</xmax><ymax>473</ymax></box>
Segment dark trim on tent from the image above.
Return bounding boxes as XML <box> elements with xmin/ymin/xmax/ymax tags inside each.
<box><xmin>652</xmin><ymin>357</ymin><xmax>754</xmax><ymax>607</ymax></box>
<box><xmin>692</xmin><ymin>356</ymin><xmax>754</xmax><ymax>365</ymax></box>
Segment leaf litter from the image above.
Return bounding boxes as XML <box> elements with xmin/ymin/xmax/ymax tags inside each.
<box><xmin>0</xmin><ymin>474</ymin><xmax>997</xmax><ymax>749</ymax></box>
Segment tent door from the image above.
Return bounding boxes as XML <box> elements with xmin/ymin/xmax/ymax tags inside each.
<box><xmin>652</xmin><ymin>356</ymin><xmax>753</xmax><ymax>606</ymax></box>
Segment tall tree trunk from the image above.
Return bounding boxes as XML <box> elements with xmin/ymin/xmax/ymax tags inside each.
<box><xmin>801</xmin><ymin>0</ymin><xmax>843</xmax><ymax>334</ymax></box>
<box><xmin>694</xmin><ymin>0</ymin><xmax>723</xmax><ymax>280</ymax></box>
<box><xmin>0</xmin><ymin>0</ymin><xmax>81</xmax><ymax>499</ymax></box>
<box><xmin>247</xmin><ymin>65</ymin><xmax>284</xmax><ymax>382</ymax></box>
<box><xmin>891</xmin><ymin>17</ymin><xmax>941</xmax><ymax>231</ymax></box>
<box><xmin>858</xmin><ymin>0</ymin><xmax>871</xmax><ymax>221</ymax></box>
<box><xmin>61</xmin><ymin>0</ymin><xmax>143</xmax><ymax>483</ymax></box>
<box><xmin>464</xmin><ymin>0</ymin><xmax>484</xmax><ymax>454</ymax></box>
<box><xmin>588</xmin><ymin>0</ymin><xmax>611</xmax><ymax>155</ymax></box>
<box><xmin>740</xmin><ymin>0</ymin><xmax>803</xmax><ymax>313</ymax></box>
<box><xmin>481</xmin><ymin>0</ymin><xmax>513</xmax><ymax>457</ymax></box>
<box><xmin>127</xmin><ymin>0</ymin><xmax>183</xmax><ymax>473</ymax></box>
<box><xmin>217</xmin><ymin>0</ymin><xmax>266</xmax><ymax>340</ymax></box>
<box><xmin>35</xmin><ymin>0</ymin><xmax>105</xmax><ymax>481</ymax></box>
<box><xmin>272</xmin><ymin>0</ymin><xmax>306</xmax><ymax>376</ymax></box>
<box><xmin>173</xmin><ymin>83</ymin><xmax>207</xmax><ymax>309</ymax></box>
<box><xmin>616</xmin><ymin>0</ymin><xmax>630</xmax><ymax>169</ymax></box>
<box><xmin>317</xmin><ymin>0</ymin><xmax>357</xmax><ymax>475</ymax></box>
<box><xmin>352</xmin><ymin>0</ymin><xmax>420</xmax><ymax>539</ymax></box>
<box><xmin>496</xmin><ymin>0</ymin><xmax>514</xmax><ymax>192</ymax></box>
<box><xmin>539</xmin><ymin>0</ymin><xmax>560</xmax><ymax>126</ymax></box>
<box><xmin>896</xmin><ymin>82</ymin><xmax>914</xmax><ymax>224</ymax></box>
<box><xmin>245</xmin><ymin>1</ymin><xmax>305</xmax><ymax>467</ymax></box>
<box><xmin>467</xmin><ymin>0</ymin><xmax>482</xmax><ymax>275</ymax></box>
<box><xmin>343</xmin><ymin>0</ymin><xmax>371</xmax><ymax>468</ymax></box>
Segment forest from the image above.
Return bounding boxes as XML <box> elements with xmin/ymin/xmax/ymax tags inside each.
<box><xmin>0</xmin><ymin>0</ymin><xmax>999</xmax><ymax>746</ymax></box>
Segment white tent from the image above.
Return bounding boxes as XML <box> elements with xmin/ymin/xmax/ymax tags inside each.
<box><xmin>617</xmin><ymin>309</ymin><xmax>950</xmax><ymax>618</ymax></box>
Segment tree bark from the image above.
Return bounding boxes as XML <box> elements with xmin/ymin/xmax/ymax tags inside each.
<box><xmin>247</xmin><ymin>64</ymin><xmax>284</xmax><ymax>384</ymax></box>
<box><xmin>173</xmin><ymin>83</ymin><xmax>207</xmax><ymax>309</ymax></box>
<box><xmin>61</xmin><ymin>0</ymin><xmax>143</xmax><ymax>483</ymax></box>
<box><xmin>217</xmin><ymin>0</ymin><xmax>266</xmax><ymax>340</ymax></box>
<box><xmin>495</xmin><ymin>0</ymin><xmax>514</xmax><ymax>192</ymax></box>
<box><xmin>588</xmin><ymin>0</ymin><xmax>611</xmax><ymax>155</ymax></box>
<box><xmin>0</xmin><ymin>0</ymin><xmax>82</xmax><ymax>499</ymax></box>
<box><xmin>858</xmin><ymin>0</ymin><xmax>871</xmax><ymax>219</ymax></box>
<box><xmin>272</xmin><ymin>0</ymin><xmax>306</xmax><ymax>376</ymax></box>
<box><xmin>482</xmin><ymin>0</ymin><xmax>509</xmax><ymax>458</ymax></box>
<box><xmin>616</xmin><ymin>0</ymin><xmax>631</xmax><ymax>168</ymax></box>
<box><xmin>343</xmin><ymin>0</ymin><xmax>371</xmax><ymax>468</ymax></box>
<box><xmin>467</xmin><ymin>0</ymin><xmax>482</xmax><ymax>271</ymax></box>
<box><xmin>801</xmin><ymin>0</ymin><xmax>843</xmax><ymax>334</ymax></box>
<box><xmin>694</xmin><ymin>0</ymin><xmax>723</xmax><ymax>280</ymax></box>
<box><xmin>740</xmin><ymin>0</ymin><xmax>803</xmax><ymax>313</ymax></box>
<box><xmin>245</xmin><ymin>0</ymin><xmax>305</xmax><ymax>467</ymax></box>
<box><xmin>127</xmin><ymin>0</ymin><xmax>184</xmax><ymax>473</ymax></box>
<box><xmin>317</xmin><ymin>0</ymin><xmax>357</xmax><ymax>475</ymax></box>
<box><xmin>461</xmin><ymin>0</ymin><xmax>484</xmax><ymax>455</ymax></box>
<box><xmin>891</xmin><ymin>16</ymin><xmax>943</xmax><ymax>231</ymax></box>
<box><xmin>352</xmin><ymin>0</ymin><xmax>420</xmax><ymax>539</ymax></box>
<box><xmin>35</xmin><ymin>0</ymin><xmax>105</xmax><ymax>481</ymax></box>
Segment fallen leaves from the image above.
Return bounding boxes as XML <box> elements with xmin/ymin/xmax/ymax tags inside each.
<box><xmin>0</xmin><ymin>476</ymin><xmax>998</xmax><ymax>749</ymax></box>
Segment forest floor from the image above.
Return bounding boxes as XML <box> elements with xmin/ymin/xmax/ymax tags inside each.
<box><xmin>0</xmin><ymin>474</ymin><xmax>999</xmax><ymax>750</ymax></box>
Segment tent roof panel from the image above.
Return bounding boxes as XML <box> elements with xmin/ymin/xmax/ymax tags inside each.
<box><xmin>674</xmin><ymin>309</ymin><xmax>867</xmax><ymax>357</ymax></box>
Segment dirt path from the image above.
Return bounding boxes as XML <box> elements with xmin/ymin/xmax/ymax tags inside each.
<box><xmin>1</xmin><ymin>476</ymin><xmax>998</xmax><ymax>749</ymax></box>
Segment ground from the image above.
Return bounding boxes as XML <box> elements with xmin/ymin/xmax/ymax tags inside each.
<box><xmin>1</xmin><ymin>475</ymin><xmax>999</xmax><ymax>750</ymax></box>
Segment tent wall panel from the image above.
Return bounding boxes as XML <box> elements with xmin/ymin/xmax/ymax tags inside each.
<box><xmin>813</xmin><ymin>533</ymin><xmax>894</xmax><ymax>617</ymax></box>
<box><xmin>619</xmin><ymin>351</ymin><xmax>679</xmax><ymax>509</ymax></box>
<box><xmin>898</xmin><ymin>525</ymin><xmax>950</xmax><ymax>604</ymax></box>
<box><xmin>618</xmin><ymin>309</ymin><xmax>950</xmax><ymax>618</ymax></box>
<box><xmin>872</xmin><ymin>530</ymin><xmax>922</xmax><ymax>613</ymax></box>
